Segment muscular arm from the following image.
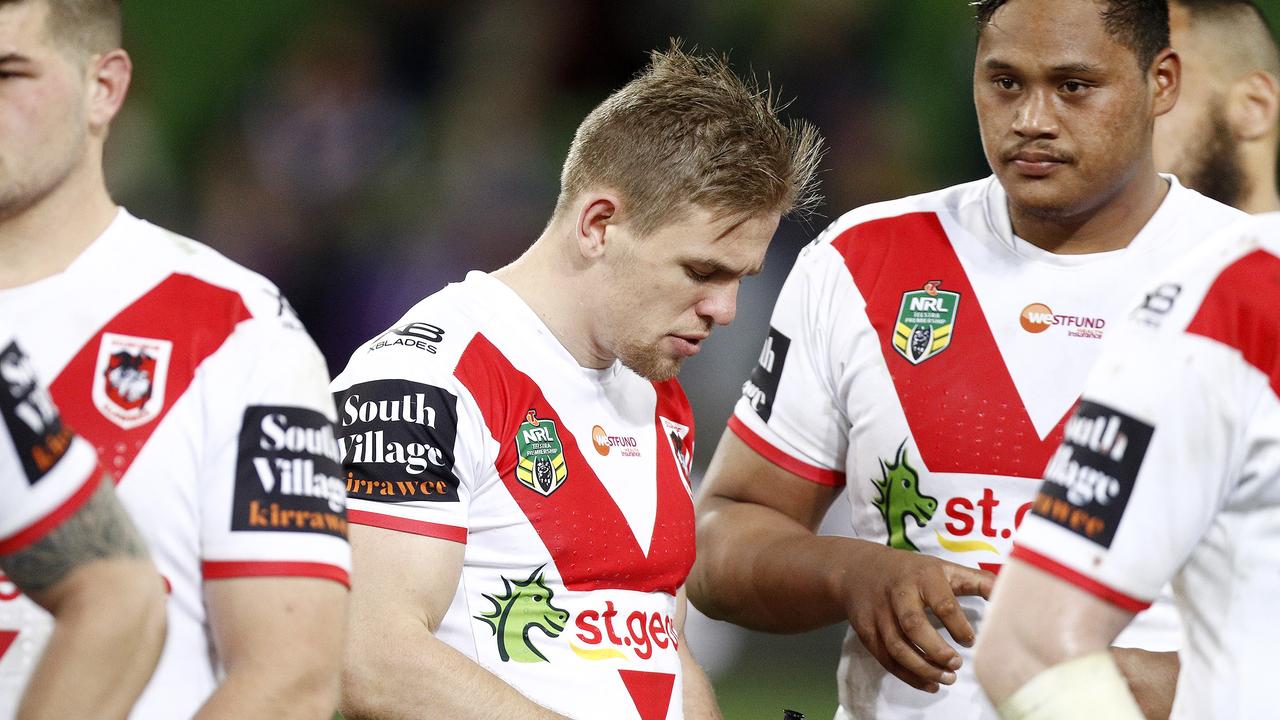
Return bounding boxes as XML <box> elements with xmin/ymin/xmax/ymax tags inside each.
<box><xmin>196</xmin><ymin>575</ymin><xmax>348</xmax><ymax>720</ymax></box>
<box><xmin>676</xmin><ymin>589</ymin><xmax>721</xmax><ymax>720</ymax></box>
<box><xmin>1</xmin><ymin>475</ymin><xmax>166</xmax><ymax>720</ymax></box>
<box><xmin>688</xmin><ymin>429</ymin><xmax>993</xmax><ymax>692</ymax></box>
<box><xmin>339</xmin><ymin>525</ymin><xmax>569</xmax><ymax>720</ymax></box>
<box><xmin>975</xmin><ymin>559</ymin><xmax>1139</xmax><ymax>714</ymax></box>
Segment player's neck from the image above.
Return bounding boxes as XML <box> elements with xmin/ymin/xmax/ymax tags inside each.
<box><xmin>491</xmin><ymin>233</ymin><xmax>615</xmax><ymax>371</ymax></box>
<box><xmin>1008</xmin><ymin>173</ymin><xmax>1169</xmax><ymax>255</ymax></box>
<box><xmin>0</xmin><ymin>163</ymin><xmax>117</xmax><ymax>291</ymax></box>
<box><xmin>1238</xmin><ymin>146</ymin><xmax>1280</xmax><ymax>214</ymax></box>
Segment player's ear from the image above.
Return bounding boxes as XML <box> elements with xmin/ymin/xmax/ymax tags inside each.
<box><xmin>575</xmin><ymin>193</ymin><xmax>621</xmax><ymax>260</ymax></box>
<box><xmin>1227</xmin><ymin>70</ymin><xmax>1280</xmax><ymax>142</ymax></box>
<box><xmin>86</xmin><ymin>48</ymin><xmax>131</xmax><ymax>133</ymax></box>
<box><xmin>1149</xmin><ymin>48</ymin><xmax>1180</xmax><ymax>118</ymax></box>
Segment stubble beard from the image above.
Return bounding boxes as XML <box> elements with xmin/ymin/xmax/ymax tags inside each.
<box><xmin>617</xmin><ymin>337</ymin><xmax>683</xmax><ymax>382</ymax></box>
<box><xmin>1180</xmin><ymin>103</ymin><xmax>1246</xmax><ymax>209</ymax></box>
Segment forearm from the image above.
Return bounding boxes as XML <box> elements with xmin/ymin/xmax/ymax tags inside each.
<box><xmin>679</xmin><ymin>640</ymin><xmax>722</xmax><ymax>720</ymax></box>
<box><xmin>1112</xmin><ymin>648</ymin><xmax>1178</xmax><ymax>720</ymax></box>
<box><xmin>688</xmin><ymin>496</ymin><xmax>866</xmax><ymax>632</ymax></box>
<box><xmin>342</xmin><ymin>620</ymin><xmax>568</xmax><ymax>720</ymax></box>
<box><xmin>194</xmin><ymin>660</ymin><xmax>340</xmax><ymax>720</ymax></box>
<box><xmin>17</xmin><ymin>558</ymin><xmax>166</xmax><ymax>720</ymax></box>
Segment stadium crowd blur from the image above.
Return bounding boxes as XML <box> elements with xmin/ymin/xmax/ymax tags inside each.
<box><xmin>104</xmin><ymin>0</ymin><xmax>1280</xmax><ymax>714</ymax></box>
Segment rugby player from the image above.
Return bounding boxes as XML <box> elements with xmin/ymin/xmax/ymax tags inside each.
<box><xmin>1154</xmin><ymin>0</ymin><xmax>1280</xmax><ymax>213</ymax></box>
<box><xmin>0</xmin><ymin>1</ymin><xmax>351</xmax><ymax>717</ymax></box>
<box><xmin>0</xmin><ymin>335</ymin><xmax>164</xmax><ymax>719</ymax></box>
<box><xmin>687</xmin><ymin>1</ymin><xmax>1245</xmax><ymax>718</ymax></box>
<box><xmin>332</xmin><ymin>44</ymin><xmax>822</xmax><ymax>720</ymax></box>
<box><xmin>976</xmin><ymin>212</ymin><xmax>1280</xmax><ymax>719</ymax></box>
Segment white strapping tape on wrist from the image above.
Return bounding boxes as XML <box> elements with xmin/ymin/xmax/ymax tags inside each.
<box><xmin>997</xmin><ymin>650</ymin><xmax>1144</xmax><ymax>720</ymax></box>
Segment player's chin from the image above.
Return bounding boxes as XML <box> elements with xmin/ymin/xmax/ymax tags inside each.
<box><xmin>621</xmin><ymin>350</ymin><xmax>684</xmax><ymax>382</ymax></box>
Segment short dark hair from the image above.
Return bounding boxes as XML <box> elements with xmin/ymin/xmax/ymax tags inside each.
<box><xmin>973</xmin><ymin>0</ymin><xmax>1171</xmax><ymax>70</ymax></box>
<box><xmin>0</xmin><ymin>0</ymin><xmax>122</xmax><ymax>57</ymax></box>
<box><xmin>557</xmin><ymin>42</ymin><xmax>824</xmax><ymax>237</ymax></box>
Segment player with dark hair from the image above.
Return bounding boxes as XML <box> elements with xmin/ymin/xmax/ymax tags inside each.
<box><xmin>0</xmin><ymin>334</ymin><xmax>165</xmax><ymax>719</ymax></box>
<box><xmin>687</xmin><ymin>1</ymin><xmax>1245</xmax><ymax>718</ymax></box>
<box><xmin>0</xmin><ymin>1</ymin><xmax>351</xmax><ymax>718</ymax></box>
<box><xmin>333</xmin><ymin>43</ymin><xmax>822</xmax><ymax>720</ymax></box>
<box><xmin>1155</xmin><ymin>0</ymin><xmax>1280</xmax><ymax>213</ymax></box>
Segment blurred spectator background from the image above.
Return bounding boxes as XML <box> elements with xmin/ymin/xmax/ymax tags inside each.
<box><xmin>107</xmin><ymin>1</ymin><xmax>1280</xmax><ymax>716</ymax></box>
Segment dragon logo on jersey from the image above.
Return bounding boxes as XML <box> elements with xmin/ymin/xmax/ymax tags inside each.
<box><xmin>871</xmin><ymin>441</ymin><xmax>937</xmax><ymax>552</ymax></box>
<box><xmin>515</xmin><ymin>409</ymin><xmax>567</xmax><ymax>496</ymax></box>
<box><xmin>892</xmin><ymin>281</ymin><xmax>959</xmax><ymax>365</ymax></box>
<box><xmin>475</xmin><ymin>566</ymin><xmax>570</xmax><ymax>663</ymax></box>
<box><xmin>92</xmin><ymin>333</ymin><xmax>172</xmax><ymax>430</ymax></box>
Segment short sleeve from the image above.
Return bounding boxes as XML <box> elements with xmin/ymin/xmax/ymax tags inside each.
<box><xmin>0</xmin><ymin>339</ymin><xmax>101</xmax><ymax>554</ymax></box>
<box><xmin>330</xmin><ymin>333</ymin><xmax>487</xmax><ymax>545</ymax></box>
<box><xmin>728</xmin><ymin>239</ymin><xmax>852</xmax><ymax>486</ymax></box>
<box><xmin>1011</xmin><ymin>324</ymin><xmax>1253</xmax><ymax>611</ymax></box>
<box><xmin>198</xmin><ymin>318</ymin><xmax>351</xmax><ymax>587</ymax></box>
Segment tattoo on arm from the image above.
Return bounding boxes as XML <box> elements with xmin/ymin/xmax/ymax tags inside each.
<box><xmin>0</xmin><ymin>475</ymin><xmax>150</xmax><ymax>594</ymax></box>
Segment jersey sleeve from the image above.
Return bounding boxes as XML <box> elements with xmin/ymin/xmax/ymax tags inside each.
<box><xmin>330</xmin><ymin>324</ymin><xmax>486</xmax><ymax>545</ymax></box>
<box><xmin>1011</xmin><ymin>321</ymin><xmax>1256</xmax><ymax>612</ymax></box>
<box><xmin>0</xmin><ymin>339</ymin><xmax>102</xmax><ymax>554</ymax></box>
<box><xmin>728</xmin><ymin>237</ymin><xmax>852</xmax><ymax>486</ymax></box>
<box><xmin>197</xmin><ymin>317</ymin><xmax>352</xmax><ymax>587</ymax></box>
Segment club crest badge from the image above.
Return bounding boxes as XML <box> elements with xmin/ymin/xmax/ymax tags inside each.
<box><xmin>515</xmin><ymin>409</ymin><xmax>567</xmax><ymax>496</ymax></box>
<box><xmin>892</xmin><ymin>281</ymin><xmax>960</xmax><ymax>365</ymax></box>
<box><xmin>659</xmin><ymin>416</ymin><xmax>693</xmax><ymax>493</ymax></box>
<box><xmin>92</xmin><ymin>333</ymin><xmax>172</xmax><ymax>429</ymax></box>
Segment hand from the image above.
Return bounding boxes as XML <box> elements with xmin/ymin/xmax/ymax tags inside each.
<box><xmin>838</xmin><ymin>545</ymin><xmax>995</xmax><ymax>693</ymax></box>
<box><xmin>1112</xmin><ymin>647</ymin><xmax>1178</xmax><ymax>720</ymax></box>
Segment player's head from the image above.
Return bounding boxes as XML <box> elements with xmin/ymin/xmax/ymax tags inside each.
<box><xmin>973</xmin><ymin>0</ymin><xmax>1179</xmax><ymax>220</ymax></box>
<box><xmin>1154</xmin><ymin>0</ymin><xmax>1280</xmax><ymax>209</ymax></box>
<box><xmin>0</xmin><ymin>0</ymin><xmax>129</xmax><ymax>220</ymax></box>
<box><xmin>554</xmin><ymin>42</ymin><xmax>823</xmax><ymax>381</ymax></box>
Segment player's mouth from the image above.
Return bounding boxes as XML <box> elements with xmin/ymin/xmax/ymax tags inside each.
<box><xmin>669</xmin><ymin>333</ymin><xmax>708</xmax><ymax>357</ymax></box>
<box><xmin>1005</xmin><ymin>149</ymin><xmax>1070</xmax><ymax>178</ymax></box>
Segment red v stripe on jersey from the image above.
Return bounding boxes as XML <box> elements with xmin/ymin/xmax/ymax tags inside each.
<box><xmin>1186</xmin><ymin>249</ymin><xmax>1280</xmax><ymax>399</ymax></box>
<box><xmin>454</xmin><ymin>334</ymin><xmax>695</xmax><ymax>595</ymax></box>
<box><xmin>0</xmin><ymin>630</ymin><xmax>17</xmax><ymax>664</ymax></box>
<box><xmin>832</xmin><ymin>212</ymin><xmax>1071</xmax><ymax>477</ymax></box>
<box><xmin>618</xmin><ymin>669</ymin><xmax>676</xmax><ymax>720</ymax></box>
<box><xmin>50</xmin><ymin>274</ymin><xmax>252</xmax><ymax>483</ymax></box>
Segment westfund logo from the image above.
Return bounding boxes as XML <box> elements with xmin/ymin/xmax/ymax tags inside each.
<box><xmin>232</xmin><ymin>406</ymin><xmax>348</xmax><ymax>538</ymax></box>
<box><xmin>335</xmin><ymin>380</ymin><xmax>460</xmax><ymax>503</ymax></box>
<box><xmin>1032</xmin><ymin>400</ymin><xmax>1154</xmax><ymax>548</ymax></box>
<box><xmin>0</xmin><ymin>342</ymin><xmax>73</xmax><ymax>485</ymax></box>
<box><xmin>742</xmin><ymin>327</ymin><xmax>790</xmax><ymax>422</ymax></box>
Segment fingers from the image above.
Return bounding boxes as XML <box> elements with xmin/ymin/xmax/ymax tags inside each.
<box><xmin>874</xmin><ymin>611</ymin><xmax>956</xmax><ymax>691</ymax></box>
<box><xmin>946</xmin><ymin>564</ymin><xmax>996</xmax><ymax>601</ymax></box>
<box><xmin>890</xmin><ymin>584</ymin><xmax>964</xmax><ymax>670</ymax></box>
<box><xmin>920</xmin><ymin>578</ymin><xmax>977</xmax><ymax>648</ymax></box>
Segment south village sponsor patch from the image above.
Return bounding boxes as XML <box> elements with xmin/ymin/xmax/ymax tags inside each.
<box><xmin>0</xmin><ymin>342</ymin><xmax>74</xmax><ymax>485</ymax></box>
<box><xmin>1032</xmin><ymin>400</ymin><xmax>1154</xmax><ymax>548</ymax></box>
<box><xmin>232</xmin><ymin>406</ymin><xmax>348</xmax><ymax>538</ymax></box>
<box><xmin>334</xmin><ymin>379</ymin><xmax>461</xmax><ymax>503</ymax></box>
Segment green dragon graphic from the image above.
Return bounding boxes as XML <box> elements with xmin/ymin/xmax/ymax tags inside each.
<box><xmin>475</xmin><ymin>566</ymin><xmax>570</xmax><ymax>663</ymax></box>
<box><xmin>871</xmin><ymin>441</ymin><xmax>937</xmax><ymax>552</ymax></box>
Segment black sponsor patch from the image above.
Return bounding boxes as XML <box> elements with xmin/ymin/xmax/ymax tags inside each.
<box><xmin>334</xmin><ymin>380</ymin><xmax>460</xmax><ymax>503</ymax></box>
<box><xmin>1130</xmin><ymin>283</ymin><xmax>1182</xmax><ymax>328</ymax></box>
<box><xmin>1032</xmin><ymin>400</ymin><xmax>1154</xmax><ymax>548</ymax></box>
<box><xmin>232</xmin><ymin>406</ymin><xmax>348</xmax><ymax>538</ymax></box>
<box><xmin>0</xmin><ymin>342</ymin><xmax>74</xmax><ymax>485</ymax></box>
<box><xmin>367</xmin><ymin>322</ymin><xmax>446</xmax><ymax>354</ymax></box>
<box><xmin>742</xmin><ymin>327</ymin><xmax>790</xmax><ymax>422</ymax></box>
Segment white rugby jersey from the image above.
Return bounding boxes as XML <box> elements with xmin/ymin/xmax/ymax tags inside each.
<box><xmin>0</xmin><ymin>210</ymin><xmax>350</xmax><ymax>720</ymax></box>
<box><xmin>0</xmin><ymin>334</ymin><xmax>101</xmax><ymax>557</ymax></box>
<box><xmin>332</xmin><ymin>271</ymin><xmax>696</xmax><ymax>720</ymax></box>
<box><xmin>1012</xmin><ymin>213</ymin><xmax>1280</xmax><ymax>720</ymax></box>
<box><xmin>728</xmin><ymin>176</ymin><xmax>1244</xmax><ymax>720</ymax></box>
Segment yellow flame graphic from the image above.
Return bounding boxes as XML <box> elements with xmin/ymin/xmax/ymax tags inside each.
<box><xmin>570</xmin><ymin>642</ymin><xmax>626</xmax><ymax>661</ymax></box>
<box><xmin>935</xmin><ymin>530</ymin><xmax>999</xmax><ymax>554</ymax></box>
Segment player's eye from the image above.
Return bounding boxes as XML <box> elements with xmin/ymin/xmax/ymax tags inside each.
<box><xmin>994</xmin><ymin>77</ymin><xmax>1018</xmax><ymax>91</ymax></box>
<box><xmin>1061</xmin><ymin>81</ymin><xmax>1086</xmax><ymax>94</ymax></box>
<box><xmin>685</xmin><ymin>266</ymin><xmax>712</xmax><ymax>282</ymax></box>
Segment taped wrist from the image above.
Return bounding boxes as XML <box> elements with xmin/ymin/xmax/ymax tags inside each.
<box><xmin>997</xmin><ymin>650</ymin><xmax>1144</xmax><ymax>720</ymax></box>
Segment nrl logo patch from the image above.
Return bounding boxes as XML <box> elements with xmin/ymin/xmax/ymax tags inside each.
<box><xmin>892</xmin><ymin>281</ymin><xmax>960</xmax><ymax>365</ymax></box>
<box><xmin>92</xmin><ymin>333</ymin><xmax>172</xmax><ymax>430</ymax></box>
<box><xmin>515</xmin><ymin>409</ymin><xmax>567</xmax><ymax>496</ymax></box>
